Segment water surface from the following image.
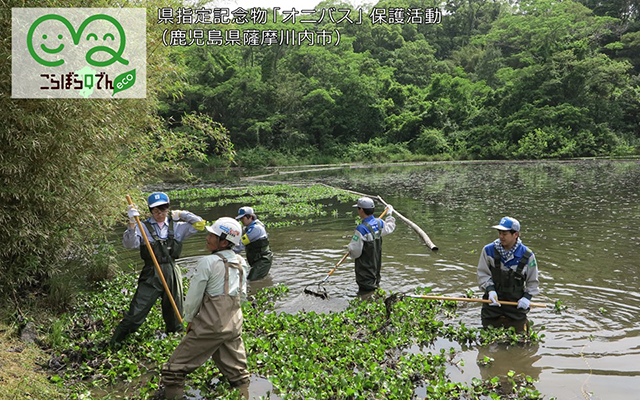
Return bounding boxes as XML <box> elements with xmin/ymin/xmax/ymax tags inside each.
<box><xmin>114</xmin><ymin>160</ymin><xmax>640</xmax><ymax>399</ymax></box>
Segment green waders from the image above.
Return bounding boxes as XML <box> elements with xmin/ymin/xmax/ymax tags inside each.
<box><xmin>481</xmin><ymin>247</ymin><xmax>533</xmax><ymax>333</ymax></box>
<box><xmin>354</xmin><ymin>221</ymin><xmax>382</xmax><ymax>294</ymax></box>
<box><xmin>162</xmin><ymin>254</ymin><xmax>250</xmax><ymax>399</ymax></box>
<box><xmin>111</xmin><ymin>221</ymin><xmax>184</xmax><ymax>344</ymax></box>
<box><xmin>245</xmin><ymin>237</ymin><xmax>273</xmax><ymax>281</ymax></box>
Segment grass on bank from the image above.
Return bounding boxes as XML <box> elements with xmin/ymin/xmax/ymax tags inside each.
<box><xmin>0</xmin><ymin>321</ymin><xmax>68</xmax><ymax>400</ymax></box>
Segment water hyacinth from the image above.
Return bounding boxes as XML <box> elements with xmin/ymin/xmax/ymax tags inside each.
<box><xmin>165</xmin><ymin>185</ymin><xmax>359</xmax><ymax>228</ymax></box>
<box><xmin>46</xmin><ymin>272</ymin><xmax>547</xmax><ymax>399</ymax></box>
<box><xmin>43</xmin><ymin>184</ymin><xmax>549</xmax><ymax>399</ymax></box>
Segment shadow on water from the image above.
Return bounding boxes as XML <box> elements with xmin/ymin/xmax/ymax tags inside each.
<box><xmin>110</xmin><ymin>160</ymin><xmax>640</xmax><ymax>400</ymax></box>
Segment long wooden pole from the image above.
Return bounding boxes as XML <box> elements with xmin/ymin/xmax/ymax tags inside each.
<box><xmin>405</xmin><ymin>294</ymin><xmax>548</xmax><ymax>308</ymax></box>
<box><xmin>376</xmin><ymin>196</ymin><xmax>438</xmax><ymax>251</ymax></box>
<box><xmin>317</xmin><ymin>184</ymin><xmax>438</xmax><ymax>252</ymax></box>
<box><xmin>126</xmin><ymin>195</ymin><xmax>183</xmax><ymax>323</ymax></box>
<box><xmin>319</xmin><ymin>207</ymin><xmax>390</xmax><ymax>284</ymax></box>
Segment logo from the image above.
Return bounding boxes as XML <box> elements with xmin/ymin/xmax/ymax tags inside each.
<box><xmin>12</xmin><ymin>8</ymin><xmax>146</xmax><ymax>98</ymax></box>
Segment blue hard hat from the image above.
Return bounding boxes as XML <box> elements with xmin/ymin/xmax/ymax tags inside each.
<box><xmin>148</xmin><ymin>192</ymin><xmax>170</xmax><ymax>208</ymax></box>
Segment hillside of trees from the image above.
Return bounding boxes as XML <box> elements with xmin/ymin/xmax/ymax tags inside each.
<box><xmin>158</xmin><ymin>0</ymin><xmax>640</xmax><ymax>166</ymax></box>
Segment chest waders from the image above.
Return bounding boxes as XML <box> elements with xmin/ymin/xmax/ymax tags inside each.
<box><xmin>245</xmin><ymin>226</ymin><xmax>273</xmax><ymax>281</ymax></box>
<box><xmin>111</xmin><ymin>220</ymin><xmax>185</xmax><ymax>345</ymax></box>
<box><xmin>162</xmin><ymin>254</ymin><xmax>250</xmax><ymax>399</ymax></box>
<box><xmin>355</xmin><ymin>221</ymin><xmax>383</xmax><ymax>293</ymax></box>
<box><xmin>481</xmin><ymin>246</ymin><xmax>533</xmax><ymax>321</ymax></box>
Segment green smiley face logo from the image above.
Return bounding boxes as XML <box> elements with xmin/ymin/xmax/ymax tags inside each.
<box><xmin>41</xmin><ymin>33</ymin><xmax>65</xmax><ymax>55</ymax></box>
<box><xmin>27</xmin><ymin>14</ymin><xmax>129</xmax><ymax>67</ymax></box>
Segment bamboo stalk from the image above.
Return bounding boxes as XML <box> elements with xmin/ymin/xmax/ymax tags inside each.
<box><xmin>405</xmin><ymin>294</ymin><xmax>548</xmax><ymax>308</ymax></box>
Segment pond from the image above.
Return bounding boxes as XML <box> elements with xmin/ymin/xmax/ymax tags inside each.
<box><xmin>112</xmin><ymin>159</ymin><xmax>640</xmax><ymax>400</ymax></box>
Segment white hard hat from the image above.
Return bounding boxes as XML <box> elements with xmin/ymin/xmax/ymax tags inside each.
<box><xmin>235</xmin><ymin>206</ymin><xmax>255</xmax><ymax>220</ymax></box>
<box><xmin>205</xmin><ymin>217</ymin><xmax>242</xmax><ymax>246</ymax></box>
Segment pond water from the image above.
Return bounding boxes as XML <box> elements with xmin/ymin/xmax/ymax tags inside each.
<box><xmin>113</xmin><ymin>160</ymin><xmax>640</xmax><ymax>400</ymax></box>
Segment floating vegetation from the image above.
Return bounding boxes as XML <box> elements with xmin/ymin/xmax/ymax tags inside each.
<box><xmin>164</xmin><ymin>184</ymin><xmax>358</xmax><ymax>228</ymax></box>
<box><xmin>45</xmin><ymin>274</ymin><xmax>548</xmax><ymax>399</ymax></box>
<box><xmin>553</xmin><ymin>300</ymin><xmax>568</xmax><ymax>313</ymax></box>
<box><xmin>41</xmin><ymin>183</ymin><xmax>550</xmax><ymax>398</ymax></box>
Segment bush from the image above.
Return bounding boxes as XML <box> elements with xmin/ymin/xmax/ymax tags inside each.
<box><xmin>413</xmin><ymin>128</ymin><xmax>451</xmax><ymax>155</ymax></box>
<box><xmin>515</xmin><ymin>128</ymin><xmax>553</xmax><ymax>159</ymax></box>
<box><xmin>235</xmin><ymin>146</ymin><xmax>301</xmax><ymax>168</ymax></box>
<box><xmin>345</xmin><ymin>139</ymin><xmax>412</xmax><ymax>163</ymax></box>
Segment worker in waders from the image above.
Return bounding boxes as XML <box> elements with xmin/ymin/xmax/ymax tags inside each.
<box><xmin>477</xmin><ymin>216</ymin><xmax>540</xmax><ymax>333</ymax></box>
<box><xmin>233</xmin><ymin>206</ymin><xmax>273</xmax><ymax>281</ymax></box>
<box><xmin>347</xmin><ymin>197</ymin><xmax>396</xmax><ymax>296</ymax></box>
<box><xmin>110</xmin><ymin>192</ymin><xmax>205</xmax><ymax>345</ymax></box>
<box><xmin>162</xmin><ymin>217</ymin><xmax>250</xmax><ymax>399</ymax></box>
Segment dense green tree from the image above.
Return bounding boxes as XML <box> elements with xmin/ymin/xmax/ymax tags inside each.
<box><xmin>467</xmin><ymin>0</ymin><xmax>638</xmax><ymax>156</ymax></box>
<box><xmin>156</xmin><ymin>0</ymin><xmax>639</xmax><ymax>163</ymax></box>
<box><xmin>577</xmin><ymin>0</ymin><xmax>639</xmax><ymax>22</ymax></box>
<box><xmin>389</xmin><ymin>40</ymin><xmax>442</xmax><ymax>86</ymax></box>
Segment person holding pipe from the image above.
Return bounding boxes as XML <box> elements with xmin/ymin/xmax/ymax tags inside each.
<box><xmin>110</xmin><ymin>192</ymin><xmax>205</xmax><ymax>345</ymax></box>
<box><xmin>477</xmin><ymin>216</ymin><xmax>539</xmax><ymax>333</ymax></box>
<box><xmin>347</xmin><ymin>197</ymin><xmax>396</xmax><ymax>296</ymax></box>
<box><xmin>233</xmin><ymin>206</ymin><xmax>273</xmax><ymax>281</ymax></box>
<box><xmin>162</xmin><ymin>217</ymin><xmax>250</xmax><ymax>399</ymax></box>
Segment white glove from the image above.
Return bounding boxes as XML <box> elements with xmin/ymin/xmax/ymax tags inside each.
<box><xmin>127</xmin><ymin>205</ymin><xmax>140</xmax><ymax>222</ymax></box>
<box><xmin>171</xmin><ymin>210</ymin><xmax>181</xmax><ymax>221</ymax></box>
<box><xmin>386</xmin><ymin>204</ymin><xmax>394</xmax><ymax>216</ymax></box>
<box><xmin>488</xmin><ymin>291</ymin><xmax>501</xmax><ymax>307</ymax></box>
<box><xmin>517</xmin><ymin>297</ymin><xmax>531</xmax><ymax>309</ymax></box>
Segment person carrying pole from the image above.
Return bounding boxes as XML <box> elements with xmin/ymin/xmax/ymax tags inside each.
<box><xmin>347</xmin><ymin>197</ymin><xmax>396</xmax><ymax>296</ymax></box>
<box><xmin>233</xmin><ymin>206</ymin><xmax>273</xmax><ymax>281</ymax></box>
<box><xmin>477</xmin><ymin>216</ymin><xmax>540</xmax><ymax>333</ymax></box>
<box><xmin>162</xmin><ymin>217</ymin><xmax>250</xmax><ymax>399</ymax></box>
<box><xmin>110</xmin><ymin>192</ymin><xmax>205</xmax><ymax>345</ymax></box>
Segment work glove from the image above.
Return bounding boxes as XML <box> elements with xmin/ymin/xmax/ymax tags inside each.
<box><xmin>488</xmin><ymin>291</ymin><xmax>501</xmax><ymax>307</ymax></box>
<box><xmin>171</xmin><ymin>210</ymin><xmax>182</xmax><ymax>221</ymax></box>
<box><xmin>517</xmin><ymin>297</ymin><xmax>531</xmax><ymax>309</ymax></box>
<box><xmin>386</xmin><ymin>204</ymin><xmax>394</xmax><ymax>216</ymax></box>
<box><xmin>192</xmin><ymin>220</ymin><xmax>208</xmax><ymax>231</ymax></box>
<box><xmin>127</xmin><ymin>205</ymin><xmax>140</xmax><ymax>223</ymax></box>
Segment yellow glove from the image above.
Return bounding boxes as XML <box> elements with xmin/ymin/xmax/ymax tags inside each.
<box><xmin>193</xmin><ymin>220</ymin><xmax>208</xmax><ymax>231</ymax></box>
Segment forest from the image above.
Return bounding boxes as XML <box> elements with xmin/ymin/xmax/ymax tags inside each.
<box><xmin>156</xmin><ymin>0</ymin><xmax>640</xmax><ymax>166</ymax></box>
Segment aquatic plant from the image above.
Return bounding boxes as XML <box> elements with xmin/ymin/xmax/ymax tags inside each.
<box><xmin>45</xmin><ymin>275</ymin><xmax>547</xmax><ymax>399</ymax></box>
<box><xmin>553</xmin><ymin>300</ymin><xmax>567</xmax><ymax>313</ymax></box>
<box><xmin>164</xmin><ymin>185</ymin><xmax>359</xmax><ymax>228</ymax></box>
